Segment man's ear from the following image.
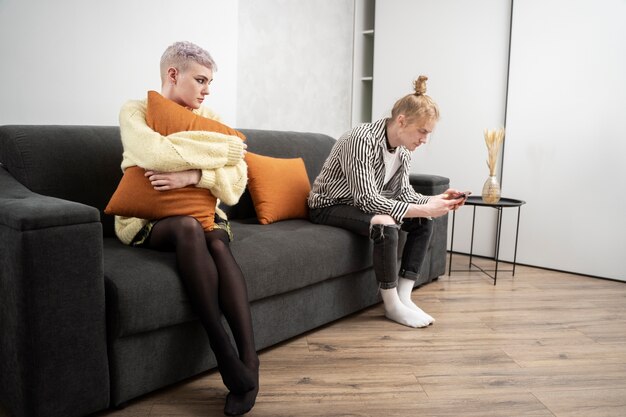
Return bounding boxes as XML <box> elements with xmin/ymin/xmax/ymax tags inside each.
<box><xmin>396</xmin><ymin>114</ymin><xmax>407</xmax><ymax>128</ymax></box>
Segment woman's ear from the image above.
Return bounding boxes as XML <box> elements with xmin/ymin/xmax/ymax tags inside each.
<box><xmin>167</xmin><ymin>67</ymin><xmax>179</xmax><ymax>85</ymax></box>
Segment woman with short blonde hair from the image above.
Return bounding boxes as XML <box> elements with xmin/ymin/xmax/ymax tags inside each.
<box><xmin>116</xmin><ymin>41</ymin><xmax>258</xmax><ymax>416</ymax></box>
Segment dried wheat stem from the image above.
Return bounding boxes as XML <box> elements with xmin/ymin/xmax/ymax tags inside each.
<box><xmin>484</xmin><ymin>127</ymin><xmax>505</xmax><ymax>176</ymax></box>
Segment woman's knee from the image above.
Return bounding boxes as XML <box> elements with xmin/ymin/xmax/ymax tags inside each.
<box><xmin>205</xmin><ymin>229</ymin><xmax>231</xmax><ymax>254</ymax></box>
<box><xmin>170</xmin><ymin>216</ymin><xmax>205</xmax><ymax>242</ymax></box>
<box><xmin>147</xmin><ymin>216</ymin><xmax>204</xmax><ymax>250</ymax></box>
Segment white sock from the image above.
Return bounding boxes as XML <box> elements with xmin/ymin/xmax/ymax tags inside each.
<box><xmin>397</xmin><ymin>278</ymin><xmax>435</xmax><ymax>324</ymax></box>
<box><xmin>380</xmin><ymin>287</ymin><xmax>430</xmax><ymax>328</ymax></box>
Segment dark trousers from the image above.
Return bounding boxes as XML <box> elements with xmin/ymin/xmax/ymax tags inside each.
<box><xmin>309</xmin><ymin>205</ymin><xmax>434</xmax><ymax>289</ymax></box>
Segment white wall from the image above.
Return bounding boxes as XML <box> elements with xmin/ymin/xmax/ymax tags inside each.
<box><xmin>373</xmin><ymin>0</ymin><xmax>512</xmax><ymax>257</ymax></box>
<box><xmin>374</xmin><ymin>0</ymin><xmax>626</xmax><ymax>281</ymax></box>
<box><xmin>0</xmin><ymin>0</ymin><xmax>239</xmax><ymax>126</ymax></box>
<box><xmin>3</xmin><ymin>0</ymin><xmax>622</xmax><ymax>280</ymax></box>
<box><xmin>236</xmin><ymin>0</ymin><xmax>354</xmax><ymax>139</ymax></box>
<box><xmin>503</xmin><ymin>0</ymin><xmax>626</xmax><ymax>280</ymax></box>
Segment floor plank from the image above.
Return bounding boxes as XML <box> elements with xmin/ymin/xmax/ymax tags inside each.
<box><xmin>533</xmin><ymin>388</ymin><xmax>626</xmax><ymax>417</ymax></box>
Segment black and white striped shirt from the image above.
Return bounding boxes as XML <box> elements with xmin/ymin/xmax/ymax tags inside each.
<box><xmin>308</xmin><ymin>118</ymin><xmax>430</xmax><ymax>222</ymax></box>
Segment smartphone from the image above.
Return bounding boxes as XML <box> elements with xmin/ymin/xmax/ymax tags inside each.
<box><xmin>453</xmin><ymin>192</ymin><xmax>471</xmax><ymax>199</ymax></box>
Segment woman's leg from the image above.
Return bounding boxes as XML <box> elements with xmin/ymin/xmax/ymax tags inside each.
<box><xmin>204</xmin><ymin>230</ymin><xmax>259</xmax><ymax>416</ymax></box>
<box><xmin>144</xmin><ymin>216</ymin><xmax>255</xmax><ymax>394</ymax></box>
<box><xmin>204</xmin><ymin>230</ymin><xmax>258</xmax><ymax>368</ymax></box>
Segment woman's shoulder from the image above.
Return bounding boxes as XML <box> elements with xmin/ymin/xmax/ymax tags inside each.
<box><xmin>119</xmin><ymin>99</ymin><xmax>147</xmax><ymax>123</ymax></box>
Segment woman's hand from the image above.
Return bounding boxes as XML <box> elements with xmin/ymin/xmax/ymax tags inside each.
<box><xmin>144</xmin><ymin>169</ymin><xmax>201</xmax><ymax>191</ymax></box>
<box><xmin>242</xmin><ymin>142</ymin><xmax>248</xmax><ymax>158</ymax></box>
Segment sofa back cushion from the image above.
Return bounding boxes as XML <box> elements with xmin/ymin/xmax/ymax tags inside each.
<box><xmin>0</xmin><ymin>125</ymin><xmax>337</xmax><ymax>231</ymax></box>
<box><xmin>0</xmin><ymin>125</ymin><xmax>123</xmax><ymax>237</ymax></box>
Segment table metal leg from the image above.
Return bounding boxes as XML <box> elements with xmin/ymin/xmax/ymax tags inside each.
<box><xmin>469</xmin><ymin>206</ymin><xmax>477</xmax><ymax>268</ymax></box>
<box><xmin>494</xmin><ymin>207</ymin><xmax>504</xmax><ymax>286</ymax></box>
<box><xmin>494</xmin><ymin>207</ymin><xmax>502</xmax><ymax>261</ymax></box>
<box><xmin>512</xmin><ymin>206</ymin><xmax>522</xmax><ymax>276</ymax></box>
<box><xmin>448</xmin><ymin>210</ymin><xmax>456</xmax><ymax>276</ymax></box>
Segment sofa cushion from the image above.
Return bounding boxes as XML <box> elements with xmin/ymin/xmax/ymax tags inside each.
<box><xmin>229</xmin><ymin>220</ymin><xmax>373</xmax><ymax>300</ymax></box>
<box><xmin>222</xmin><ymin>129</ymin><xmax>336</xmax><ymax>220</ymax></box>
<box><xmin>105</xmin><ymin>166</ymin><xmax>217</xmax><ymax>231</ymax></box>
<box><xmin>146</xmin><ymin>90</ymin><xmax>246</xmax><ymax>140</ymax></box>
<box><xmin>103</xmin><ymin>220</ymin><xmax>373</xmax><ymax>338</ymax></box>
<box><xmin>244</xmin><ymin>153</ymin><xmax>311</xmax><ymax>224</ymax></box>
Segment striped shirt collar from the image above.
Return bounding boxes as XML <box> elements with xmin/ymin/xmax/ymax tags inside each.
<box><xmin>371</xmin><ymin>118</ymin><xmax>410</xmax><ymax>162</ymax></box>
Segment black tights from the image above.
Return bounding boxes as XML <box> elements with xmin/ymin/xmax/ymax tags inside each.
<box><xmin>145</xmin><ymin>216</ymin><xmax>259</xmax><ymax>414</ymax></box>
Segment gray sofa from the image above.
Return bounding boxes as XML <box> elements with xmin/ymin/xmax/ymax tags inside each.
<box><xmin>0</xmin><ymin>125</ymin><xmax>449</xmax><ymax>417</ymax></box>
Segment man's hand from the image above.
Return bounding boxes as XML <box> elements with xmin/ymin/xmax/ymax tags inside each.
<box><xmin>404</xmin><ymin>187</ymin><xmax>470</xmax><ymax>218</ymax></box>
<box><xmin>424</xmin><ymin>194</ymin><xmax>462</xmax><ymax>217</ymax></box>
<box><xmin>145</xmin><ymin>169</ymin><xmax>201</xmax><ymax>191</ymax></box>
<box><xmin>405</xmin><ymin>195</ymin><xmax>457</xmax><ymax>218</ymax></box>
<box><xmin>441</xmin><ymin>188</ymin><xmax>469</xmax><ymax>210</ymax></box>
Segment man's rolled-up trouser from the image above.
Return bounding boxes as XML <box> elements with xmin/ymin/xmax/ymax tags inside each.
<box><xmin>309</xmin><ymin>205</ymin><xmax>434</xmax><ymax>289</ymax></box>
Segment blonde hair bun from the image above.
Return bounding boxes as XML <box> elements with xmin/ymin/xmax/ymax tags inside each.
<box><xmin>390</xmin><ymin>75</ymin><xmax>439</xmax><ymax>122</ymax></box>
<box><xmin>413</xmin><ymin>75</ymin><xmax>428</xmax><ymax>96</ymax></box>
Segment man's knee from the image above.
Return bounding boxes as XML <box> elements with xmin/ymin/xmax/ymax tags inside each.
<box><xmin>370</xmin><ymin>223</ymin><xmax>400</xmax><ymax>244</ymax></box>
<box><xmin>403</xmin><ymin>217</ymin><xmax>434</xmax><ymax>234</ymax></box>
<box><xmin>370</xmin><ymin>214</ymin><xmax>396</xmax><ymax>226</ymax></box>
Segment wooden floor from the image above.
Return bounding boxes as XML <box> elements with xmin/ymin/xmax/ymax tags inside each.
<box><xmin>86</xmin><ymin>255</ymin><xmax>626</xmax><ymax>416</ymax></box>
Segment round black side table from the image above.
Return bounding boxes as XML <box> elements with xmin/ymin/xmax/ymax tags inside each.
<box><xmin>448</xmin><ymin>196</ymin><xmax>526</xmax><ymax>285</ymax></box>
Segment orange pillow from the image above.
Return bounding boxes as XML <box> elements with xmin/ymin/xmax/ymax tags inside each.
<box><xmin>145</xmin><ymin>90</ymin><xmax>246</xmax><ymax>140</ymax></box>
<box><xmin>245</xmin><ymin>152</ymin><xmax>311</xmax><ymax>224</ymax></box>
<box><xmin>104</xmin><ymin>166</ymin><xmax>216</xmax><ymax>229</ymax></box>
<box><xmin>105</xmin><ymin>91</ymin><xmax>245</xmax><ymax>230</ymax></box>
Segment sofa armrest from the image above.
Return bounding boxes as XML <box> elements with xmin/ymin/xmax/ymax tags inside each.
<box><xmin>408</xmin><ymin>173</ymin><xmax>450</xmax><ymax>281</ymax></box>
<box><xmin>409</xmin><ymin>173</ymin><xmax>450</xmax><ymax>196</ymax></box>
<box><xmin>0</xmin><ymin>167</ymin><xmax>109</xmax><ymax>417</ymax></box>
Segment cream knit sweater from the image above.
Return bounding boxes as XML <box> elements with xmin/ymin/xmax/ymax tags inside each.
<box><xmin>114</xmin><ymin>99</ymin><xmax>247</xmax><ymax>245</ymax></box>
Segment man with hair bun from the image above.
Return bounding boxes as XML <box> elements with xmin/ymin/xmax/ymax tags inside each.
<box><xmin>308</xmin><ymin>76</ymin><xmax>466</xmax><ymax>328</ymax></box>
